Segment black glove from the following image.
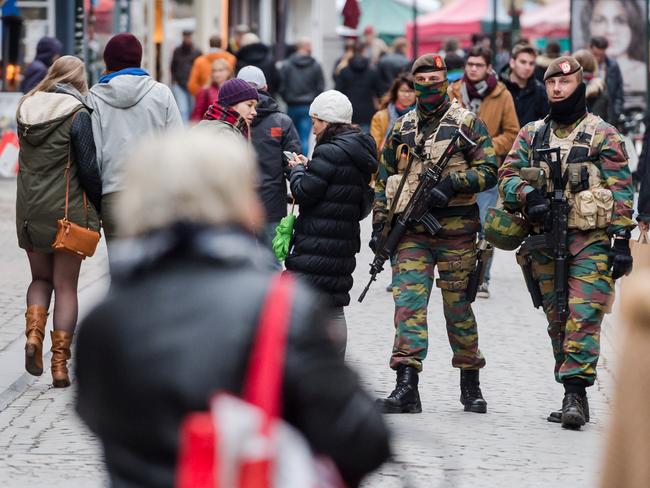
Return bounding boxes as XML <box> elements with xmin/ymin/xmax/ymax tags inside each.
<box><xmin>369</xmin><ymin>222</ymin><xmax>384</xmax><ymax>253</ymax></box>
<box><xmin>525</xmin><ymin>189</ymin><xmax>550</xmax><ymax>224</ymax></box>
<box><xmin>427</xmin><ymin>177</ymin><xmax>456</xmax><ymax>208</ymax></box>
<box><xmin>611</xmin><ymin>237</ymin><xmax>633</xmax><ymax>280</ymax></box>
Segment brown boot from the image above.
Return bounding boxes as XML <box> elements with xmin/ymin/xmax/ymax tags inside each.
<box><xmin>51</xmin><ymin>330</ymin><xmax>72</xmax><ymax>388</ymax></box>
<box><xmin>25</xmin><ymin>305</ymin><xmax>48</xmax><ymax>376</ymax></box>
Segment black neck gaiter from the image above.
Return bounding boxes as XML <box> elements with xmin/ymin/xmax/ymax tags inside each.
<box><xmin>549</xmin><ymin>82</ymin><xmax>587</xmax><ymax>125</ymax></box>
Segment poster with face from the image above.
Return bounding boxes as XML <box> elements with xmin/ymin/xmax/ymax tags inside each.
<box><xmin>571</xmin><ymin>0</ymin><xmax>647</xmax><ymax>109</ymax></box>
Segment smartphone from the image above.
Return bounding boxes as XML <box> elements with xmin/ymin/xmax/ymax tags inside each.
<box><xmin>283</xmin><ymin>151</ymin><xmax>297</xmax><ymax>160</ymax></box>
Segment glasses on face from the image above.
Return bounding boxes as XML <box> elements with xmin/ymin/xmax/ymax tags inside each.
<box><xmin>467</xmin><ymin>62</ymin><xmax>487</xmax><ymax>69</ymax></box>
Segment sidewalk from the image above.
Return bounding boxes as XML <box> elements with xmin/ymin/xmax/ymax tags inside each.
<box><xmin>0</xmin><ymin>178</ymin><xmax>622</xmax><ymax>487</ymax></box>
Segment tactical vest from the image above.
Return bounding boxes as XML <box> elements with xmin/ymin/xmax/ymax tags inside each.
<box><xmin>385</xmin><ymin>100</ymin><xmax>476</xmax><ymax>214</ymax></box>
<box><xmin>527</xmin><ymin>113</ymin><xmax>614</xmax><ymax>231</ymax></box>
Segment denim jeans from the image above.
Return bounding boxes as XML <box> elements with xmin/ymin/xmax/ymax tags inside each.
<box><xmin>476</xmin><ymin>186</ymin><xmax>499</xmax><ymax>283</ymax></box>
<box><xmin>287</xmin><ymin>104</ymin><xmax>312</xmax><ymax>155</ymax></box>
<box><xmin>172</xmin><ymin>84</ymin><xmax>193</xmax><ymax>124</ymax></box>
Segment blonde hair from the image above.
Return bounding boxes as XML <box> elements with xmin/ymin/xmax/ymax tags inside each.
<box><xmin>117</xmin><ymin>129</ymin><xmax>261</xmax><ymax>237</ymax></box>
<box><xmin>212</xmin><ymin>58</ymin><xmax>233</xmax><ymax>74</ymax></box>
<box><xmin>27</xmin><ymin>55</ymin><xmax>88</xmax><ymax>96</ymax></box>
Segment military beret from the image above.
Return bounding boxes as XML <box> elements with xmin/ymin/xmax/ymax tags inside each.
<box><xmin>411</xmin><ymin>54</ymin><xmax>446</xmax><ymax>74</ymax></box>
<box><xmin>544</xmin><ymin>56</ymin><xmax>582</xmax><ymax>81</ymax></box>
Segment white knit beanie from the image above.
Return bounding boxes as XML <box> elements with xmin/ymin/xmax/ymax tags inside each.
<box><xmin>309</xmin><ymin>90</ymin><xmax>353</xmax><ymax>124</ymax></box>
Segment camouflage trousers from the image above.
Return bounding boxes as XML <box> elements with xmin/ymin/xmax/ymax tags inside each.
<box><xmin>390</xmin><ymin>220</ymin><xmax>485</xmax><ymax>372</ymax></box>
<box><xmin>530</xmin><ymin>240</ymin><xmax>614</xmax><ymax>385</ymax></box>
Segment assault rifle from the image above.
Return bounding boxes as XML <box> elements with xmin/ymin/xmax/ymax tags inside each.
<box><xmin>358</xmin><ymin>129</ymin><xmax>476</xmax><ymax>303</ymax></box>
<box><xmin>517</xmin><ymin>147</ymin><xmax>569</xmax><ymax>327</ymax></box>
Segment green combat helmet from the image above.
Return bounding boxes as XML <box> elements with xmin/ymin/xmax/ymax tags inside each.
<box><xmin>484</xmin><ymin>207</ymin><xmax>530</xmax><ymax>250</ymax></box>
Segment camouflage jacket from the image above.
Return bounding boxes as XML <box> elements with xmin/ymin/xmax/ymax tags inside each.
<box><xmin>499</xmin><ymin>115</ymin><xmax>635</xmax><ymax>253</ymax></box>
<box><xmin>373</xmin><ymin>104</ymin><xmax>498</xmax><ymax>228</ymax></box>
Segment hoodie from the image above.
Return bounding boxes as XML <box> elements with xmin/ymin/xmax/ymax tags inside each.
<box><xmin>20</xmin><ymin>37</ymin><xmax>63</xmax><ymax>93</ymax></box>
<box><xmin>279</xmin><ymin>53</ymin><xmax>325</xmax><ymax>105</ymax></box>
<box><xmin>335</xmin><ymin>56</ymin><xmax>382</xmax><ymax>125</ymax></box>
<box><xmin>250</xmin><ymin>92</ymin><xmax>301</xmax><ymax>222</ymax></box>
<box><xmin>236</xmin><ymin>43</ymin><xmax>280</xmax><ymax>95</ymax></box>
<box><xmin>286</xmin><ymin>129</ymin><xmax>378</xmax><ymax>306</ymax></box>
<box><xmin>88</xmin><ymin>74</ymin><xmax>183</xmax><ymax>195</ymax></box>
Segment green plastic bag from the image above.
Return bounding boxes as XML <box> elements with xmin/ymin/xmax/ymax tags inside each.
<box><xmin>272</xmin><ymin>203</ymin><xmax>296</xmax><ymax>261</ymax></box>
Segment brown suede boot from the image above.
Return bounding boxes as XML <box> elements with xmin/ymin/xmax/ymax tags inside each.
<box><xmin>51</xmin><ymin>330</ymin><xmax>72</xmax><ymax>388</ymax></box>
<box><xmin>25</xmin><ymin>305</ymin><xmax>48</xmax><ymax>376</ymax></box>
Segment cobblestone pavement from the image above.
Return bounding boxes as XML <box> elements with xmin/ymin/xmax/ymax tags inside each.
<box><xmin>0</xmin><ymin>177</ymin><xmax>624</xmax><ymax>487</ymax></box>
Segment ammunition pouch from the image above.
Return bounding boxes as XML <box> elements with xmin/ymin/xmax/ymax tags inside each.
<box><xmin>436</xmin><ymin>278</ymin><xmax>469</xmax><ymax>291</ymax></box>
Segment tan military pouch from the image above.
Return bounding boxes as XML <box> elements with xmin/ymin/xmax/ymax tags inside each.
<box><xmin>593</xmin><ymin>188</ymin><xmax>614</xmax><ymax>228</ymax></box>
<box><xmin>386</xmin><ymin>174</ymin><xmax>413</xmax><ymax>214</ymax></box>
<box><xmin>568</xmin><ymin>190</ymin><xmax>598</xmax><ymax>230</ymax></box>
<box><xmin>520</xmin><ymin>167</ymin><xmax>547</xmax><ymax>191</ymax></box>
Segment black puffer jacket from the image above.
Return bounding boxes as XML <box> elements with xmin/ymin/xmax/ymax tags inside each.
<box><xmin>251</xmin><ymin>92</ymin><xmax>301</xmax><ymax>222</ymax></box>
<box><xmin>236</xmin><ymin>42</ymin><xmax>280</xmax><ymax>95</ymax></box>
<box><xmin>286</xmin><ymin>128</ymin><xmax>378</xmax><ymax>306</ymax></box>
<box><xmin>75</xmin><ymin>226</ymin><xmax>390</xmax><ymax>488</ymax></box>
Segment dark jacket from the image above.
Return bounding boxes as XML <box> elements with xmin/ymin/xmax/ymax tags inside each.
<box><xmin>604</xmin><ymin>56</ymin><xmax>624</xmax><ymax>124</ymax></box>
<box><xmin>236</xmin><ymin>42</ymin><xmax>280</xmax><ymax>95</ymax></box>
<box><xmin>170</xmin><ymin>42</ymin><xmax>201</xmax><ymax>88</ymax></box>
<box><xmin>638</xmin><ymin>109</ymin><xmax>650</xmax><ymax>221</ymax></box>
<box><xmin>279</xmin><ymin>53</ymin><xmax>325</xmax><ymax>106</ymax></box>
<box><xmin>586</xmin><ymin>79</ymin><xmax>610</xmax><ymax>121</ymax></box>
<box><xmin>75</xmin><ymin>226</ymin><xmax>390</xmax><ymax>488</ymax></box>
<box><xmin>20</xmin><ymin>37</ymin><xmax>62</xmax><ymax>93</ymax></box>
<box><xmin>335</xmin><ymin>56</ymin><xmax>382</xmax><ymax>125</ymax></box>
<box><xmin>251</xmin><ymin>92</ymin><xmax>301</xmax><ymax>222</ymax></box>
<box><xmin>500</xmin><ymin>67</ymin><xmax>549</xmax><ymax>127</ymax></box>
<box><xmin>286</xmin><ymin>129</ymin><xmax>378</xmax><ymax>306</ymax></box>
<box><xmin>16</xmin><ymin>84</ymin><xmax>101</xmax><ymax>253</ymax></box>
<box><xmin>376</xmin><ymin>52</ymin><xmax>411</xmax><ymax>95</ymax></box>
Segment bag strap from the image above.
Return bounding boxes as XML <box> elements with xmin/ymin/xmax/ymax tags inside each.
<box><xmin>242</xmin><ymin>272</ymin><xmax>295</xmax><ymax>419</ymax></box>
<box><xmin>63</xmin><ymin>111</ymin><xmax>90</xmax><ymax>227</ymax></box>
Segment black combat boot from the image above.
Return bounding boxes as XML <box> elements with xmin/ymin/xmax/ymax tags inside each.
<box><xmin>548</xmin><ymin>398</ymin><xmax>590</xmax><ymax>424</ymax></box>
<box><xmin>377</xmin><ymin>365</ymin><xmax>422</xmax><ymax>414</ymax></box>
<box><xmin>460</xmin><ymin>369</ymin><xmax>487</xmax><ymax>413</ymax></box>
<box><xmin>561</xmin><ymin>392</ymin><xmax>588</xmax><ymax>429</ymax></box>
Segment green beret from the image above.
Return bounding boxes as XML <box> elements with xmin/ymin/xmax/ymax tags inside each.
<box><xmin>544</xmin><ymin>56</ymin><xmax>582</xmax><ymax>81</ymax></box>
<box><xmin>411</xmin><ymin>54</ymin><xmax>446</xmax><ymax>75</ymax></box>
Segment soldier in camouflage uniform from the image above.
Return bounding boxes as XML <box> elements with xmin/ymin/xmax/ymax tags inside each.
<box><xmin>499</xmin><ymin>56</ymin><xmax>635</xmax><ymax>429</ymax></box>
<box><xmin>372</xmin><ymin>54</ymin><xmax>498</xmax><ymax>414</ymax></box>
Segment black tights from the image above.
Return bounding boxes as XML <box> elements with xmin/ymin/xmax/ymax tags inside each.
<box><xmin>26</xmin><ymin>251</ymin><xmax>82</xmax><ymax>334</ymax></box>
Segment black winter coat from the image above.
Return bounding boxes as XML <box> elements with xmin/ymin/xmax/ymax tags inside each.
<box><xmin>286</xmin><ymin>129</ymin><xmax>378</xmax><ymax>306</ymax></box>
<box><xmin>377</xmin><ymin>52</ymin><xmax>411</xmax><ymax>95</ymax></box>
<box><xmin>500</xmin><ymin>68</ymin><xmax>549</xmax><ymax>127</ymax></box>
<box><xmin>75</xmin><ymin>226</ymin><xmax>390</xmax><ymax>488</ymax></box>
<box><xmin>604</xmin><ymin>57</ymin><xmax>624</xmax><ymax>123</ymax></box>
<box><xmin>251</xmin><ymin>92</ymin><xmax>301</xmax><ymax>222</ymax></box>
<box><xmin>335</xmin><ymin>56</ymin><xmax>382</xmax><ymax>125</ymax></box>
<box><xmin>279</xmin><ymin>53</ymin><xmax>325</xmax><ymax>105</ymax></box>
<box><xmin>236</xmin><ymin>42</ymin><xmax>280</xmax><ymax>95</ymax></box>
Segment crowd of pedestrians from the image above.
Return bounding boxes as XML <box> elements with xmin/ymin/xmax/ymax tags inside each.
<box><xmin>13</xmin><ymin>25</ymin><xmax>650</xmax><ymax>487</ymax></box>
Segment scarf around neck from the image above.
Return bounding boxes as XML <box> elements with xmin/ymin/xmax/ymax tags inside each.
<box><xmin>460</xmin><ymin>71</ymin><xmax>498</xmax><ymax>113</ymax></box>
<box><xmin>415</xmin><ymin>79</ymin><xmax>450</xmax><ymax>119</ymax></box>
<box><xmin>549</xmin><ymin>82</ymin><xmax>587</xmax><ymax>126</ymax></box>
<box><xmin>203</xmin><ymin>103</ymin><xmax>249</xmax><ymax>138</ymax></box>
<box><xmin>99</xmin><ymin>67</ymin><xmax>150</xmax><ymax>84</ymax></box>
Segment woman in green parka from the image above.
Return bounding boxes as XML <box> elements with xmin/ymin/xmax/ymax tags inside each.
<box><xmin>16</xmin><ymin>55</ymin><xmax>101</xmax><ymax>388</ymax></box>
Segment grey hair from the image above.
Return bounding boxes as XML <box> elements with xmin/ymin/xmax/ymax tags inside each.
<box><xmin>117</xmin><ymin>128</ymin><xmax>259</xmax><ymax>237</ymax></box>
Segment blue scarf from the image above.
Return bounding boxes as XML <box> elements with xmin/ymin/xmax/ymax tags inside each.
<box><xmin>99</xmin><ymin>68</ymin><xmax>150</xmax><ymax>84</ymax></box>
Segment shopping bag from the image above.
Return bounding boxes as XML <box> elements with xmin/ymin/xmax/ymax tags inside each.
<box><xmin>272</xmin><ymin>201</ymin><xmax>296</xmax><ymax>262</ymax></box>
<box><xmin>175</xmin><ymin>274</ymin><xmax>344</xmax><ymax>488</ymax></box>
